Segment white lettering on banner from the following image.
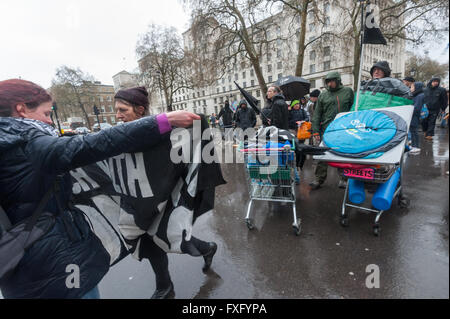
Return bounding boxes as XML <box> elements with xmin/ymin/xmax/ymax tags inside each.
<box><xmin>71</xmin><ymin>168</ymin><xmax>99</xmax><ymax>194</ymax></box>
<box><xmin>125</xmin><ymin>152</ymin><xmax>153</xmax><ymax>197</ymax></box>
<box><xmin>108</xmin><ymin>153</ymin><xmax>153</xmax><ymax>198</ymax></box>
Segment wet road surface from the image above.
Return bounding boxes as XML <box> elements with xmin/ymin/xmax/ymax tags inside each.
<box><xmin>99</xmin><ymin>127</ymin><xmax>449</xmax><ymax>299</ymax></box>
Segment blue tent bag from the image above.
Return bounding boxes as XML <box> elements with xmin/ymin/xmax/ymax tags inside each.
<box><xmin>323</xmin><ymin>110</ymin><xmax>397</xmax><ymax>155</ymax></box>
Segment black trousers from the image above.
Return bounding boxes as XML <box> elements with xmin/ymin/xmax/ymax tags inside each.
<box><xmin>426</xmin><ymin>112</ymin><xmax>439</xmax><ymax>137</ymax></box>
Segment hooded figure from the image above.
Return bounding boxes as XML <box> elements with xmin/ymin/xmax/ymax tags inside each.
<box><xmin>217</xmin><ymin>100</ymin><xmax>234</xmax><ymax>127</ymax></box>
<box><xmin>423</xmin><ymin>76</ymin><xmax>448</xmax><ymax>138</ymax></box>
<box><xmin>309</xmin><ymin>71</ymin><xmax>354</xmax><ymax>190</ymax></box>
<box><xmin>370</xmin><ymin>61</ymin><xmax>391</xmax><ymax>79</ymax></box>
<box><xmin>311</xmin><ymin>72</ymin><xmax>354</xmax><ymax>135</ymax></box>
<box><xmin>234</xmin><ymin>99</ymin><xmax>256</xmax><ymax>130</ymax></box>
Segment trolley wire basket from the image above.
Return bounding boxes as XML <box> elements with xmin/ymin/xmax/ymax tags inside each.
<box><xmin>240</xmin><ymin>144</ymin><xmax>301</xmax><ymax>235</ymax></box>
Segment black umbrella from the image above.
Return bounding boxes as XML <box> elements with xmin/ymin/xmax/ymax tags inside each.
<box><xmin>274</xmin><ymin>76</ymin><xmax>310</xmax><ymax>101</ymax></box>
<box><xmin>234</xmin><ymin>81</ymin><xmax>270</xmax><ymax>122</ymax></box>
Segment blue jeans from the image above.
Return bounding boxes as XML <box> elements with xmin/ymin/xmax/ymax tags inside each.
<box><xmin>81</xmin><ymin>286</ymin><xmax>100</xmax><ymax>299</ymax></box>
<box><xmin>410</xmin><ymin>125</ymin><xmax>420</xmax><ymax>148</ymax></box>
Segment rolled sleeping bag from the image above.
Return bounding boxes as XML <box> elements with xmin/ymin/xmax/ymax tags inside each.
<box><xmin>371</xmin><ymin>168</ymin><xmax>401</xmax><ymax>211</ymax></box>
<box><xmin>348</xmin><ymin>179</ymin><xmax>365</xmax><ymax>204</ymax></box>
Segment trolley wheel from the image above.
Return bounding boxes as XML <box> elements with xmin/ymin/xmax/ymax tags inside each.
<box><xmin>245</xmin><ymin>218</ymin><xmax>254</xmax><ymax>230</ymax></box>
<box><xmin>340</xmin><ymin>216</ymin><xmax>349</xmax><ymax>227</ymax></box>
<box><xmin>398</xmin><ymin>196</ymin><xmax>410</xmax><ymax>208</ymax></box>
<box><xmin>373</xmin><ymin>225</ymin><xmax>380</xmax><ymax>237</ymax></box>
<box><xmin>293</xmin><ymin>218</ymin><xmax>301</xmax><ymax>236</ymax></box>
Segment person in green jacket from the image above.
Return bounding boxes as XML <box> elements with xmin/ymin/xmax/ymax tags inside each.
<box><xmin>309</xmin><ymin>71</ymin><xmax>354</xmax><ymax>190</ymax></box>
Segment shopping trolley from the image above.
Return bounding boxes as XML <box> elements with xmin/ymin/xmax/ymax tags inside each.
<box><xmin>240</xmin><ymin>142</ymin><xmax>301</xmax><ymax>236</ymax></box>
<box><xmin>331</xmin><ymin>153</ymin><xmax>409</xmax><ymax>236</ymax></box>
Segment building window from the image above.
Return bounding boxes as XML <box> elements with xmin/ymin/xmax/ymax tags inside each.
<box><xmin>202</xmin><ymin>90</ymin><xmax>205</xmax><ymax>96</ymax></box>
<box><xmin>250</xmin><ymin>69</ymin><xmax>254</xmax><ymax>76</ymax></box>
<box><xmin>323</xmin><ymin>61</ymin><xmax>331</xmax><ymax>71</ymax></box>
<box><xmin>243</xmin><ymin>81</ymin><xmax>247</xmax><ymax>88</ymax></box>
<box><xmin>223</xmin><ymin>86</ymin><xmax>226</xmax><ymax>92</ymax></box>
<box><xmin>278</xmin><ymin>73</ymin><xmax>283</xmax><ymax>79</ymax></box>
<box><xmin>268</xmin><ymin>64</ymin><xmax>272</xmax><ymax>72</ymax></box>
<box><xmin>110</xmin><ymin>105</ymin><xmax>114</xmax><ymax>112</ymax></box>
<box><xmin>203</xmin><ymin>100</ymin><xmax>206</xmax><ymax>105</ymax></box>
<box><xmin>256</xmin><ymin>90</ymin><xmax>260</xmax><ymax>97</ymax></box>
<box><xmin>215</xmin><ymin>106</ymin><xmax>218</xmax><ymax>114</ymax></box>
<box><xmin>277</xmin><ymin>61</ymin><xmax>282</xmax><ymax>69</ymax></box>
<box><xmin>310</xmin><ymin>79</ymin><xmax>316</xmax><ymax>88</ymax></box>
<box><xmin>220</xmin><ymin>97</ymin><xmax>224</xmax><ymax>103</ymax></box>
<box><xmin>310</xmin><ymin>50</ymin><xmax>316</xmax><ymax>61</ymax></box>
<box><xmin>111</xmin><ymin>116</ymin><xmax>116</xmax><ymax>124</ymax></box>
<box><xmin>309</xmin><ymin>23</ymin><xmax>315</xmax><ymax>32</ymax></box>
<box><xmin>251</xmin><ymin>80</ymin><xmax>255</xmax><ymax>86</ymax></box>
<box><xmin>100</xmin><ymin>96</ymin><xmax>104</xmax><ymax>102</ymax></box>
<box><xmin>102</xmin><ymin>116</ymin><xmax>107</xmax><ymax>122</ymax></box>
<box><xmin>221</xmin><ymin>78</ymin><xmax>225</xmax><ymax>84</ymax></box>
<box><xmin>310</xmin><ymin>64</ymin><xmax>316</xmax><ymax>73</ymax></box>
<box><xmin>214</xmin><ymin>98</ymin><xmax>217</xmax><ymax>104</ymax></box>
<box><xmin>235</xmin><ymin>73</ymin><xmax>239</xmax><ymax>80</ymax></box>
<box><xmin>217</xmin><ymin>88</ymin><xmax>220</xmax><ymax>93</ymax></box>
<box><xmin>228</xmin><ymin>75</ymin><xmax>232</xmax><ymax>82</ymax></box>
<box><xmin>267</xmin><ymin>52</ymin><xmax>272</xmax><ymax>60</ymax></box>
<box><xmin>324</xmin><ymin>46</ymin><xmax>330</xmax><ymax>57</ymax></box>
<box><xmin>324</xmin><ymin>16</ymin><xmax>330</xmax><ymax>26</ymax></box>
<box><xmin>268</xmin><ymin>75</ymin><xmax>273</xmax><ymax>82</ymax></box>
<box><xmin>101</xmin><ymin>106</ymin><xmax>105</xmax><ymax>113</ymax></box>
<box><xmin>277</xmin><ymin>49</ymin><xmax>282</xmax><ymax>58</ymax></box>
<box><xmin>242</xmin><ymin>71</ymin><xmax>246</xmax><ymax>79</ymax></box>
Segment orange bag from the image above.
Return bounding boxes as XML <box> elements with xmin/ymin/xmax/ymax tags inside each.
<box><xmin>297</xmin><ymin>121</ymin><xmax>312</xmax><ymax>140</ymax></box>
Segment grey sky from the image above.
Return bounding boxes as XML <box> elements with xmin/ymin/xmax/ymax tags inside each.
<box><xmin>0</xmin><ymin>1</ymin><xmax>448</xmax><ymax>89</ymax></box>
<box><xmin>0</xmin><ymin>0</ymin><xmax>191</xmax><ymax>88</ymax></box>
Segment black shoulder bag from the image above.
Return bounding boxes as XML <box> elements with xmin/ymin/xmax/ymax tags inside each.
<box><xmin>0</xmin><ymin>180</ymin><xmax>58</xmax><ymax>281</ymax></box>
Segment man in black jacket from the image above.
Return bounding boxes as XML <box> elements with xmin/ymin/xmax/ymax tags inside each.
<box><xmin>234</xmin><ymin>100</ymin><xmax>256</xmax><ymax>130</ymax></box>
<box><xmin>423</xmin><ymin>76</ymin><xmax>448</xmax><ymax>139</ymax></box>
<box><xmin>266</xmin><ymin>85</ymin><xmax>289</xmax><ymax>130</ymax></box>
<box><xmin>217</xmin><ymin>100</ymin><xmax>234</xmax><ymax>128</ymax></box>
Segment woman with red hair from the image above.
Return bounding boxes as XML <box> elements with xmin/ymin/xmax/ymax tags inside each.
<box><xmin>0</xmin><ymin>79</ymin><xmax>199</xmax><ymax>298</ymax></box>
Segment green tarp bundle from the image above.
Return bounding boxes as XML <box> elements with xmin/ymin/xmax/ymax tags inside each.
<box><xmin>351</xmin><ymin>90</ymin><xmax>413</xmax><ymax>111</ymax></box>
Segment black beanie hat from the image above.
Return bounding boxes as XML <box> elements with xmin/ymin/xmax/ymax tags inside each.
<box><xmin>370</xmin><ymin>61</ymin><xmax>391</xmax><ymax>78</ymax></box>
<box><xmin>403</xmin><ymin>76</ymin><xmax>415</xmax><ymax>82</ymax></box>
<box><xmin>114</xmin><ymin>86</ymin><xmax>149</xmax><ymax>110</ymax></box>
<box><xmin>309</xmin><ymin>89</ymin><xmax>320</xmax><ymax>97</ymax></box>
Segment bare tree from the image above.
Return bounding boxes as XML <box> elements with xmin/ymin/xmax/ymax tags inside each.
<box><xmin>405</xmin><ymin>52</ymin><xmax>449</xmax><ymax>83</ymax></box>
<box><xmin>184</xmin><ymin>0</ymin><xmax>288</xmax><ymax>98</ymax></box>
<box><xmin>136</xmin><ymin>24</ymin><xmax>191</xmax><ymax>112</ymax></box>
<box><xmin>332</xmin><ymin>0</ymin><xmax>449</xmax><ymax>90</ymax></box>
<box><xmin>51</xmin><ymin>66</ymin><xmax>97</xmax><ymax>129</ymax></box>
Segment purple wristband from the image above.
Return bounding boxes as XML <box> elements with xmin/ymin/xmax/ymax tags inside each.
<box><xmin>156</xmin><ymin>113</ymin><xmax>172</xmax><ymax>134</ymax></box>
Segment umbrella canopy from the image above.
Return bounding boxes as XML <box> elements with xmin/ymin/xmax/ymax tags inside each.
<box><xmin>274</xmin><ymin>76</ymin><xmax>310</xmax><ymax>101</ymax></box>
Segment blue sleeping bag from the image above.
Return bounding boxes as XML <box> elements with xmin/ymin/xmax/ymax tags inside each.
<box><xmin>323</xmin><ymin>110</ymin><xmax>407</xmax><ymax>158</ymax></box>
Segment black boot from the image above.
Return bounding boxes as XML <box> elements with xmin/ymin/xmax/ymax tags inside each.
<box><xmin>150</xmin><ymin>281</ymin><xmax>174</xmax><ymax>299</ymax></box>
<box><xmin>202</xmin><ymin>242</ymin><xmax>217</xmax><ymax>272</ymax></box>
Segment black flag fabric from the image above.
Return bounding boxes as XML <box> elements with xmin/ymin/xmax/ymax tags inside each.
<box><xmin>71</xmin><ymin>115</ymin><xmax>226</xmax><ymax>264</ymax></box>
<box><xmin>363</xmin><ymin>3</ymin><xmax>387</xmax><ymax>45</ymax></box>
